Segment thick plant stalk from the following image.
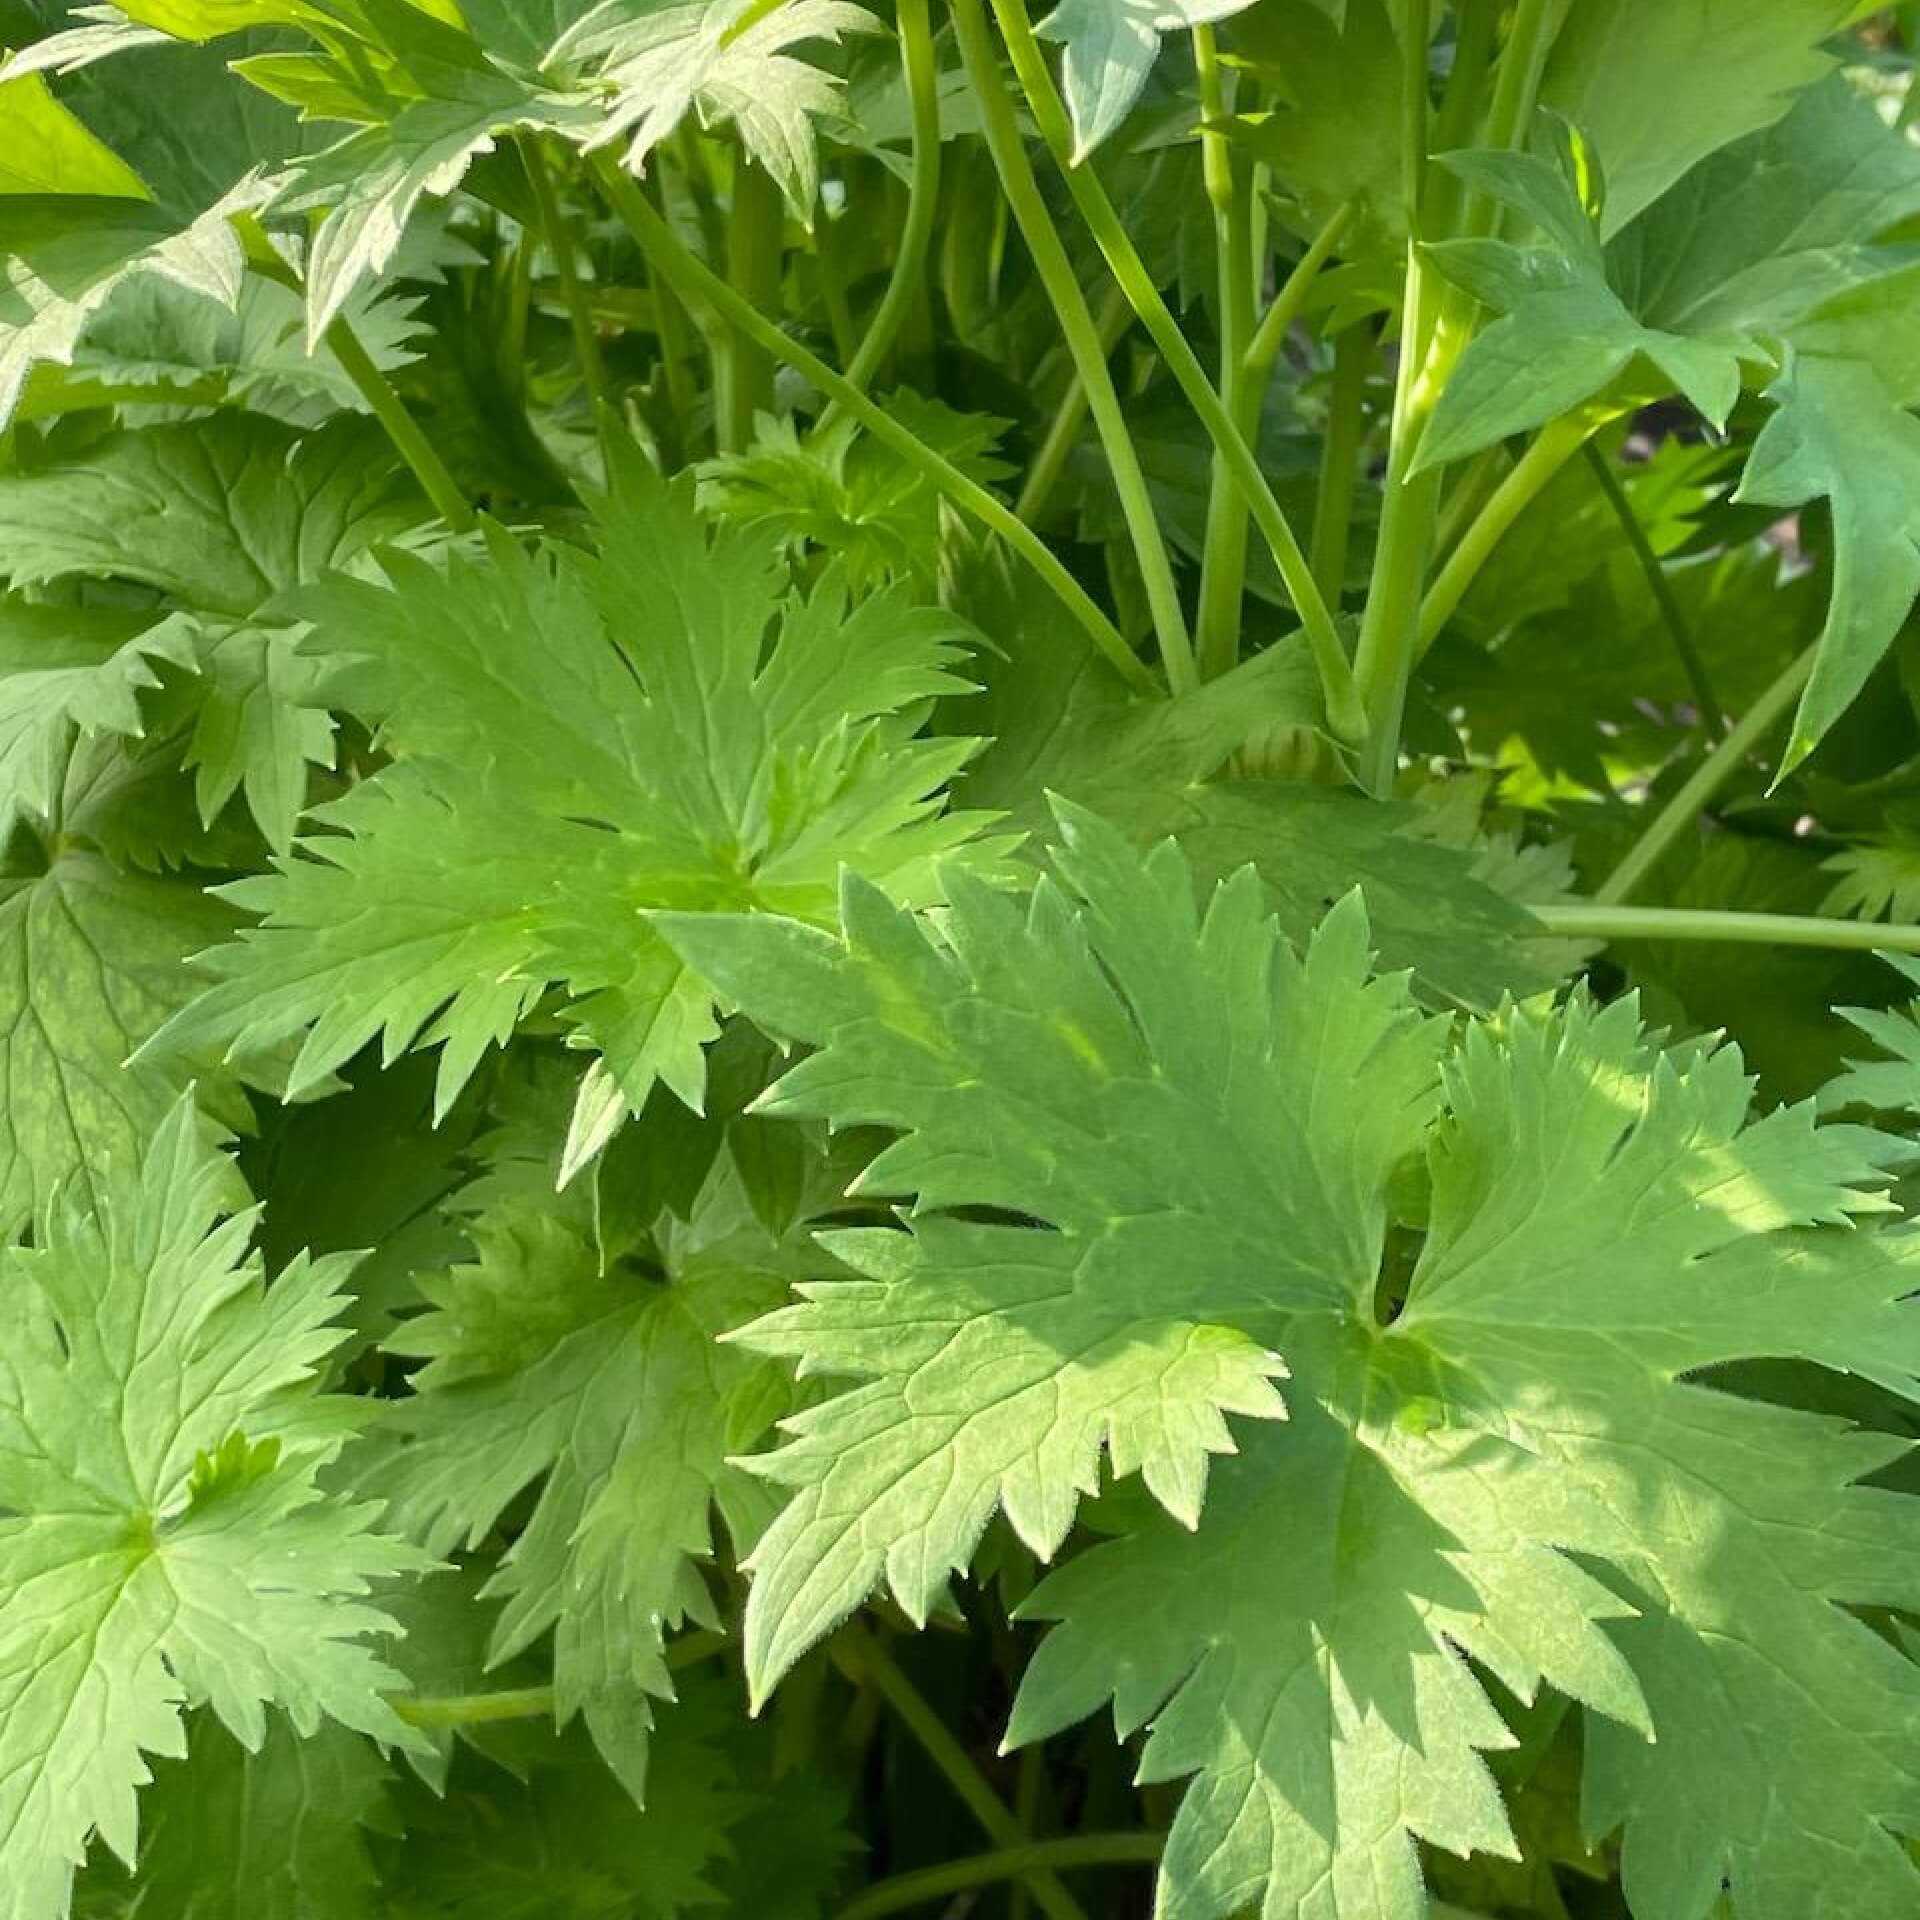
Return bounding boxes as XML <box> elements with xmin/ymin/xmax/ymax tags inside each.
<box><xmin>1595</xmin><ymin>643</ymin><xmax>1818</xmax><ymax>906</ymax></box>
<box><xmin>832</xmin><ymin>1835</ymin><xmax>1165</xmax><ymax>1920</ymax></box>
<box><xmin>823</xmin><ymin>0</ymin><xmax>940</xmax><ymax>416</ymax></box>
<box><xmin>1349</xmin><ymin>0</ymin><xmax>1439</xmax><ymax>792</ymax></box>
<box><xmin>1350</xmin><ymin>0</ymin><xmax>1557</xmax><ymax>793</ymax></box>
<box><xmin>950</xmin><ymin>0</ymin><xmax>1196</xmax><ymax>693</ymax></box>
<box><xmin>592</xmin><ymin>151</ymin><xmax>1158</xmax><ymax>694</ymax></box>
<box><xmin>831</xmin><ymin>1628</ymin><xmax>1093</xmax><ymax>1920</ymax></box>
<box><xmin>717</xmin><ymin>155</ymin><xmax>784</xmax><ymax>450</ymax></box>
<box><xmin>987</xmin><ymin>0</ymin><xmax>1364</xmax><ymax>734</ymax></box>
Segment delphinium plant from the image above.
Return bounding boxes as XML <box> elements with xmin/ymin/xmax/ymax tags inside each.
<box><xmin>6</xmin><ymin>3</ymin><xmax>1920</xmax><ymax>1917</ymax></box>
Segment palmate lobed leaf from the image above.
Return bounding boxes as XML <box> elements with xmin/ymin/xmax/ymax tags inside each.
<box><xmin>665</xmin><ymin>804</ymin><xmax>1920</xmax><ymax>1920</ymax></box>
<box><xmin>0</xmin><ymin>1098</ymin><xmax>433</xmax><ymax>1919</ymax></box>
<box><xmin>368</xmin><ymin>1146</ymin><xmax>810</xmax><ymax>1797</ymax></box>
<box><xmin>148</xmin><ymin>447</ymin><xmax>1008</xmax><ymax>1143</ymax></box>
<box><xmin>1418</xmin><ymin>75</ymin><xmax>1920</xmax><ymax>771</ymax></box>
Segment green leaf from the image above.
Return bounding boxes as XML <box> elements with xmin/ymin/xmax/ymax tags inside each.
<box><xmin>1822</xmin><ymin>951</ymin><xmax>1920</xmax><ymax>1118</ymax></box>
<box><xmin>372</xmin><ymin>1151</ymin><xmax>801</xmax><ymax>1794</ymax></box>
<box><xmin>0</xmin><ymin>413</ymin><xmax>424</xmax><ymax>612</ymax></box>
<box><xmin>270</xmin><ymin>57</ymin><xmax>599</xmax><ymax>340</ymax></box>
<box><xmin>1736</xmin><ymin>352</ymin><xmax>1920</xmax><ymax>774</ymax></box>
<box><xmin>19</xmin><ymin>269</ymin><xmax>430</xmax><ymax>426</ymax></box>
<box><xmin>0</xmin><ymin>69</ymin><xmax>148</xmax><ymax>198</ymax></box>
<box><xmin>148</xmin><ymin>451</ymin><xmax>1002</xmax><ymax>1128</ymax></box>
<box><xmin>1229</xmin><ymin>0</ymin><xmax>1404</xmax><ymax>268</ymax></box>
<box><xmin>550</xmin><ymin>0</ymin><xmax>878</xmax><ymax>217</ymax></box>
<box><xmin>0</xmin><ymin>1098</ymin><xmax>432</xmax><ymax>1920</ymax></box>
<box><xmin>696</xmin><ymin>392</ymin><xmax>1011</xmax><ymax>591</ymax></box>
<box><xmin>0</xmin><ymin>602</ymin><xmax>190</xmax><ymax>842</ymax></box>
<box><xmin>373</xmin><ymin>1681</ymin><xmax>750</xmax><ymax>1919</ymax></box>
<box><xmin>951</xmin><ymin>592</ymin><xmax>1550</xmax><ymax>1010</ymax></box>
<box><xmin>0</xmin><ymin>415</ymin><xmax>429</xmax><ymax>846</ymax></box>
<box><xmin>1420</xmin><ymin>78</ymin><xmax>1920</xmax><ymax>472</ymax></box>
<box><xmin>0</xmin><ymin>848</ymin><xmax>237</xmax><ymax>1228</ymax></box>
<box><xmin>677</xmin><ymin>810</ymin><xmax>1920</xmax><ymax>1916</ymax></box>
<box><xmin>0</xmin><ymin>182</ymin><xmax>258</xmax><ymax>426</ymax></box>
<box><xmin>1536</xmin><ymin>0</ymin><xmax>1856</xmax><ymax>234</ymax></box>
<box><xmin>657</xmin><ymin>808</ymin><xmax>1448</xmax><ymax>1700</ymax></box>
<box><xmin>72</xmin><ymin>1717</ymin><xmax>391</xmax><ymax>1920</ymax></box>
<box><xmin>1035</xmin><ymin>0</ymin><xmax>1258</xmax><ymax>162</ymax></box>
<box><xmin>1420</xmin><ymin>80</ymin><xmax>1920</xmax><ymax>767</ymax></box>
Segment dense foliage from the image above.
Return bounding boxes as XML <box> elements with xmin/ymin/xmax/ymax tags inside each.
<box><xmin>9</xmin><ymin>2</ymin><xmax>1920</xmax><ymax>1916</ymax></box>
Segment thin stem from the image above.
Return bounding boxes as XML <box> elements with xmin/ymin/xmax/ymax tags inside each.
<box><xmin>1010</xmin><ymin>1744</ymin><xmax>1046</xmax><ymax>1920</ymax></box>
<box><xmin>1016</xmin><ymin>280</ymin><xmax>1133</xmax><ymax>524</ymax></box>
<box><xmin>1431</xmin><ymin>440</ymin><xmax>1506</xmax><ymax>559</ymax></box>
<box><xmin>1417</xmin><ymin>414</ymin><xmax>1598</xmax><ymax>654</ymax></box>
<box><xmin>1532</xmin><ymin>903</ymin><xmax>1920</xmax><ymax>957</ymax></box>
<box><xmin>643</xmin><ymin>170</ymin><xmax>700</xmax><ymax>457</ymax></box>
<box><xmin>826</xmin><ymin>0</ymin><xmax>940</xmax><ymax>413</ymax></box>
<box><xmin>987</xmin><ymin>0</ymin><xmax>1362</xmax><ymax>732</ymax></box>
<box><xmin>592</xmin><ymin>151</ymin><xmax>1156</xmax><ymax>693</ymax></box>
<box><xmin>1193</xmin><ymin>22</ymin><xmax>1257</xmax><ymax>681</ymax></box>
<box><xmin>717</xmin><ymin>154</ymin><xmax>784</xmax><ymax>451</ymax></box>
<box><xmin>1594</xmin><ymin>643</ymin><xmax>1817</xmax><ymax>906</ymax></box>
<box><xmin>952</xmin><ymin>0</ymin><xmax>1196</xmax><ymax>693</ymax></box>
<box><xmin>1310</xmin><ymin>321</ymin><xmax>1371</xmax><ymax>603</ymax></box>
<box><xmin>324</xmin><ymin>316</ymin><xmax>473</xmax><ymax>532</ymax></box>
<box><xmin>1242</xmin><ymin>202</ymin><xmax>1354</xmax><ymax>390</ymax></box>
<box><xmin>832</xmin><ymin>1835</ymin><xmax>1165</xmax><ymax>1920</ymax></box>
<box><xmin>522</xmin><ymin>135</ymin><xmax>615</xmax><ymax>466</ymax></box>
<box><xmin>1583</xmin><ymin>438</ymin><xmax>1725</xmax><ymax>734</ymax></box>
<box><xmin>831</xmin><ymin>1627</ymin><xmax>1092</xmax><ymax>1920</ymax></box>
<box><xmin>390</xmin><ymin>1686</ymin><xmax>553</xmax><ymax>1730</ymax></box>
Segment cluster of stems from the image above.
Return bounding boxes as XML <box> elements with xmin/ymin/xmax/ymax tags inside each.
<box><xmin>300</xmin><ymin>1</ymin><xmax>1887</xmax><ymax>967</ymax></box>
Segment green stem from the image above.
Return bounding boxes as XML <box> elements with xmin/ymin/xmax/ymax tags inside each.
<box><xmin>1431</xmin><ymin>440</ymin><xmax>1506</xmax><ymax>559</ymax></box>
<box><xmin>1431</xmin><ymin>0</ymin><xmax>1498</xmax><ymax>159</ymax></box>
<box><xmin>1417</xmin><ymin>414</ymin><xmax>1598</xmax><ymax>654</ymax></box>
<box><xmin>1476</xmin><ymin>0</ymin><xmax>1558</xmax><ymax>192</ymax></box>
<box><xmin>952</xmin><ymin>0</ymin><xmax>1196</xmax><ymax>693</ymax></box>
<box><xmin>832</xmin><ymin>1835</ymin><xmax>1165</xmax><ymax>1920</ymax></box>
<box><xmin>1532</xmin><ymin>903</ymin><xmax>1920</xmax><ymax>957</ymax></box>
<box><xmin>643</xmin><ymin>170</ymin><xmax>700</xmax><ymax>459</ymax></box>
<box><xmin>825</xmin><ymin>0</ymin><xmax>940</xmax><ymax>413</ymax></box>
<box><xmin>1016</xmin><ymin>280</ymin><xmax>1133</xmax><ymax>524</ymax></box>
<box><xmin>1242</xmin><ymin>202</ymin><xmax>1354</xmax><ymax>390</ymax></box>
<box><xmin>1193</xmin><ymin>23</ymin><xmax>1257</xmax><ymax>682</ymax></box>
<box><xmin>593</xmin><ymin>152</ymin><xmax>1156</xmax><ymax>692</ymax></box>
<box><xmin>986</xmin><ymin>0</ymin><xmax>1361</xmax><ymax>731</ymax></box>
<box><xmin>831</xmin><ymin>1628</ymin><xmax>1092</xmax><ymax>1920</ymax></box>
<box><xmin>324</xmin><ymin>315</ymin><xmax>474</xmax><ymax>532</ymax></box>
<box><xmin>390</xmin><ymin>1686</ymin><xmax>553</xmax><ymax>1730</ymax></box>
<box><xmin>717</xmin><ymin>154</ymin><xmax>784</xmax><ymax>451</ymax></box>
<box><xmin>522</xmin><ymin>134</ymin><xmax>615</xmax><ymax>465</ymax></box>
<box><xmin>1350</xmin><ymin>0</ymin><xmax>1558</xmax><ymax>792</ymax></box>
<box><xmin>1583</xmin><ymin>438</ymin><xmax>1725</xmax><ymax>734</ymax></box>
<box><xmin>1594</xmin><ymin>643</ymin><xmax>1816</xmax><ymax>906</ymax></box>
<box><xmin>1349</xmin><ymin>0</ymin><xmax>1435</xmax><ymax>793</ymax></box>
<box><xmin>1310</xmin><ymin>321</ymin><xmax>1371</xmax><ymax>603</ymax></box>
